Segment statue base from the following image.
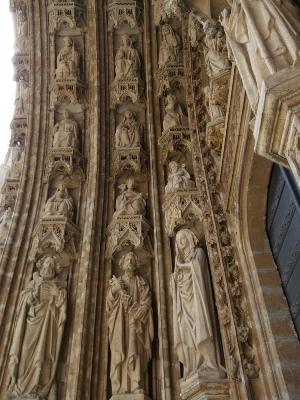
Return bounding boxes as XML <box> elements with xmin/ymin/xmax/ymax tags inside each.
<box><xmin>111</xmin><ymin>394</ymin><xmax>151</xmax><ymax>400</ymax></box>
<box><xmin>180</xmin><ymin>371</ymin><xmax>229</xmax><ymax>400</ymax></box>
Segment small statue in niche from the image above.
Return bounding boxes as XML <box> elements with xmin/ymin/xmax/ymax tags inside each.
<box><xmin>170</xmin><ymin>229</ymin><xmax>225</xmax><ymax>378</ymax></box>
<box><xmin>165</xmin><ymin>161</ymin><xmax>195</xmax><ymax>193</ymax></box>
<box><xmin>43</xmin><ymin>184</ymin><xmax>74</xmax><ymax>220</ymax></box>
<box><xmin>14</xmin><ymin>79</ymin><xmax>29</xmax><ymax>117</ymax></box>
<box><xmin>221</xmin><ymin>0</ymin><xmax>300</xmax><ymax>110</ymax></box>
<box><xmin>114</xmin><ymin>177</ymin><xmax>146</xmax><ymax>217</ymax></box>
<box><xmin>115</xmin><ymin>110</ymin><xmax>140</xmax><ymax>148</ymax></box>
<box><xmin>158</xmin><ymin>24</ymin><xmax>181</xmax><ymax>68</ymax></box>
<box><xmin>163</xmin><ymin>93</ymin><xmax>184</xmax><ymax>131</ymax></box>
<box><xmin>202</xmin><ymin>19</ymin><xmax>231</xmax><ymax>78</ymax></box>
<box><xmin>0</xmin><ymin>207</ymin><xmax>13</xmax><ymax>246</ymax></box>
<box><xmin>15</xmin><ymin>8</ymin><xmax>28</xmax><ymax>52</ymax></box>
<box><xmin>115</xmin><ymin>34</ymin><xmax>141</xmax><ymax>80</ymax></box>
<box><xmin>55</xmin><ymin>37</ymin><xmax>80</xmax><ymax>79</ymax></box>
<box><xmin>106</xmin><ymin>251</ymin><xmax>154</xmax><ymax>395</ymax></box>
<box><xmin>7</xmin><ymin>255</ymin><xmax>67</xmax><ymax>399</ymax></box>
<box><xmin>203</xmin><ymin>85</ymin><xmax>225</xmax><ymax>121</ymax></box>
<box><xmin>53</xmin><ymin>110</ymin><xmax>79</xmax><ymax>149</ymax></box>
<box><xmin>9</xmin><ymin>143</ymin><xmax>25</xmax><ymax>179</ymax></box>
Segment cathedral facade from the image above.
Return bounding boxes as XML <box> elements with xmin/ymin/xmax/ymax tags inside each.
<box><xmin>0</xmin><ymin>0</ymin><xmax>300</xmax><ymax>399</ymax></box>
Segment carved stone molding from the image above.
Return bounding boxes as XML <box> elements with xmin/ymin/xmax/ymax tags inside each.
<box><xmin>110</xmin><ymin>78</ymin><xmax>142</xmax><ymax>108</ymax></box>
<box><xmin>107</xmin><ymin>0</ymin><xmax>142</xmax><ymax>30</ymax></box>
<box><xmin>156</xmin><ymin>64</ymin><xmax>185</xmax><ymax>96</ymax></box>
<box><xmin>158</xmin><ymin>126</ymin><xmax>193</xmax><ymax>163</ymax></box>
<box><xmin>48</xmin><ymin>0</ymin><xmax>86</xmax><ymax>33</ymax></box>
<box><xmin>9</xmin><ymin>0</ymin><xmax>27</xmax><ymax>12</ymax></box>
<box><xmin>112</xmin><ymin>147</ymin><xmax>147</xmax><ymax>178</ymax></box>
<box><xmin>44</xmin><ymin>147</ymin><xmax>84</xmax><ymax>181</ymax></box>
<box><xmin>29</xmin><ymin>216</ymin><xmax>80</xmax><ymax>262</ymax></box>
<box><xmin>10</xmin><ymin>117</ymin><xmax>27</xmax><ymax>146</ymax></box>
<box><xmin>180</xmin><ymin>375</ymin><xmax>230</xmax><ymax>400</ymax></box>
<box><xmin>0</xmin><ymin>180</ymin><xmax>19</xmax><ymax>210</ymax></box>
<box><xmin>50</xmin><ymin>77</ymin><xmax>87</xmax><ymax>109</ymax></box>
<box><xmin>286</xmin><ymin>111</ymin><xmax>300</xmax><ymax>188</ymax></box>
<box><xmin>111</xmin><ymin>394</ymin><xmax>151</xmax><ymax>400</ymax></box>
<box><xmin>106</xmin><ymin>214</ymin><xmax>152</xmax><ymax>258</ymax></box>
<box><xmin>12</xmin><ymin>54</ymin><xmax>30</xmax><ymax>82</ymax></box>
<box><xmin>162</xmin><ymin>189</ymin><xmax>201</xmax><ymax>236</ymax></box>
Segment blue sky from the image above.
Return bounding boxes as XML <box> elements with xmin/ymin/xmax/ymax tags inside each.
<box><xmin>0</xmin><ymin>1</ymin><xmax>16</xmax><ymax>164</ymax></box>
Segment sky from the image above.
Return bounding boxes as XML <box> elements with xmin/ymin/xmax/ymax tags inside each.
<box><xmin>0</xmin><ymin>1</ymin><xmax>16</xmax><ymax>165</ymax></box>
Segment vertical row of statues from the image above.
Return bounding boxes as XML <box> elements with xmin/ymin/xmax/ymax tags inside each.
<box><xmin>6</xmin><ymin>1</ymin><xmax>86</xmax><ymax>399</ymax></box>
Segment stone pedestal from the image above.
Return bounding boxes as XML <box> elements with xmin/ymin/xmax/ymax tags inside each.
<box><xmin>180</xmin><ymin>373</ymin><xmax>229</xmax><ymax>400</ymax></box>
<box><xmin>111</xmin><ymin>395</ymin><xmax>151</xmax><ymax>400</ymax></box>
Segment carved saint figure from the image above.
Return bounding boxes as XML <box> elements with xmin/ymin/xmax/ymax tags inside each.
<box><xmin>114</xmin><ymin>178</ymin><xmax>146</xmax><ymax>217</ymax></box>
<box><xmin>0</xmin><ymin>207</ymin><xmax>13</xmax><ymax>245</ymax></box>
<box><xmin>203</xmin><ymin>85</ymin><xmax>225</xmax><ymax>121</ymax></box>
<box><xmin>158</xmin><ymin>24</ymin><xmax>181</xmax><ymax>68</ymax></box>
<box><xmin>165</xmin><ymin>161</ymin><xmax>195</xmax><ymax>193</ymax></box>
<box><xmin>53</xmin><ymin>110</ymin><xmax>79</xmax><ymax>149</ymax></box>
<box><xmin>115</xmin><ymin>111</ymin><xmax>140</xmax><ymax>148</ymax></box>
<box><xmin>9</xmin><ymin>143</ymin><xmax>25</xmax><ymax>179</ymax></box>
<box><xmin>163</xmin><ymin>94</ymin><xmax>184</xmax><ymax>131</ymax></box>
<box><xmin>115</xmin><ymin>35</ymin><xmax>141</xmax><ymax>80</ymax></box>
<box><xmin>55</xmin><ymin>37</ymin><xmax>80</xmax><ymax>79</ymax></box>
<box><xmin>170</xmin><ymin>229</ymin><xmax>225</xmax><ymax>377</ymax></box>
<box><xmin>15</xmin><ymin>8</ymin><xmax>28</xmax><ymax>52</ymax></box>
<box><xmin>7</xmin><ymin>256</ymin><xmax>67</xmax><ymax>399</ymax></box>
<box><xmin>43</xmin><ymin>184</ymin><xmax>74</xmax><ymax>220</ymax></box>
<box><xmin>202</xmin><ymin>19</ymin><xmax>231</xmax><ymax>77</ymax></box>
<box><xmin>221</xmin><ymin>0</ymin><xmax>300</xmax><ymax>109</ymax></box>
<box><xmin>106</xmin><ymin>251</ymin><xmax>154</xmax><ymax>395</ymax></box>
<box><xmin>14</xmin><ymin>80</ymin><xmax>29</xmax><ymax>118</ymax></box>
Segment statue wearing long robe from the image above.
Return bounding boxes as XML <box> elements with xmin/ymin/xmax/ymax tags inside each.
<box><xmin>43</xmin><ymin>185</ymin><xmax>74</xmax><ymax>220</ymax></box>
<box><xmin>163</xmin><ymin>94</ymin><xmax>184</xmax><ymax>131</ymax></box>
<box><xmin>115</xmin><ymin>111</ymin><xmax>140</xmax><ymax>148</ymax></box>
<box><xmin>115</xmin><ymin>35</ymin><xmax>141</xmax><ymax>80</ymax></box>
<box><xmin>106</xmin><ymin>252</ymin><xmax>154</xmax><ymax>395</ymax></box>
<box><xmin>165</xmin><ymin>161</ymin><xmax>195</xmax><ymax>193</ymax></box>
<box><xmin>171</xmin><ymin>229</ymin><xmax>225</xmax><ymax>378</ymax></box>
<box><xmin>53</xmin><ymin>111</ymin><xmax>78</xmax><ymax>149</ymax></box>
<box><xmin>221</xmin><ymin>0</ymin><xmax>300</xmax><ymax>110</ymax></box>
<box><xmin>158</xmin><ymin>24</ymin><xmax>181</xmax><ymax>68</ymax></box>
<box><xmin>55</xmin><ymin>37</ymin><xmax>80</xmax><ymax>79</ymax></box>
<box><xmin>7</xmin><ymin>256</ymin><xmax>67</xmax><ymax>399</ymax></box>
<box><xmin>114</xmin><ymin>178</ymin><xmax>146</xmax><ymax>217</ymax></box>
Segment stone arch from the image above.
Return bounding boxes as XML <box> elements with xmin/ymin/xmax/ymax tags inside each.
<box><xmin>234</xmin><ymin>134</ymin><xmax>300</xmax><ymax>399</ymax></box>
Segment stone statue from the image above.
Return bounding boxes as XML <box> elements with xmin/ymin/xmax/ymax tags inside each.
<box><xmin>55</xmin><ymin>37</ymin><xmax>80</xmax><ymax>79</ymax></box>
<box><xmin>203</xmin><ymin>85</ymin><xmax>225</xmax><ymax>121</ymax></box>
<box><xmin>114</xmin><ymin>178</ymin><xmax>146</xmax><ymax>217</ymax></box>
<box><xmin>9</xmin><ymin>143</ymin><xmax>25</xmax><ymax>179</ymax></box>
<box><xmin>170</xmin><ymin>229</ymin><xmax>225</xmax><ymax>377</ymax></box>
<box><xmin>158</xmin><ymin>24</ymin><xmax>181</xmax><ymax>68</ymax></box>
<box><xmin>15</xmin><ymin>8</ymin><xmax>28</xmax><ymax>52</ymax></box>
<box><xmin>165</xmin><ymin>161</ymin><xmax>195</xmax><ymax>193</ymax></box>
<box><xmin>53</xmin><ymin>110</ymin><xmax>79</xmax><ymax>149</ymax></box>
<box><xmin>7</xmin><ymin>256</ymin><xmax>67</xmax><ymax>399</ymax></box>
<box><xmin>43</xmin><ymin>184</ymin><xmax>74</xmax><ymax>220</ymax></box>
<box><xmin>106</xmin><ymin>251</ymin><xmax>154</xmax><ymax>395</ymax></box>
<box><xmin>115</xmin><ymin>111</ymin><xmax>140</xmax><ymax>148</ymax></box>
<box><xmin>14</xmin><ymin>80</ymin><xmax>29</xmax><ymax>118</ymax></box>
<box><xmin>202</xmin><ymin>19</ymin><xmax>231</xmax><ymax>77</ymax></box>
<box><xmin>0</xmin><ymin>207</ymin><xmax>13</xmax><ymax>245</ymax></box>
<box><xmin>115</xmin><ymin>35</ymin><xmax>141</xmax><ymax>80</ymax></box>
<box><xmin>163</xmin><ymin>94</ymin><xmax>184</xmax><ymax>131</ymax></box>
<box><xmin>221</xmin><ymin>0</ymin><xmax>300</xmax><ymax>109</ymax></box>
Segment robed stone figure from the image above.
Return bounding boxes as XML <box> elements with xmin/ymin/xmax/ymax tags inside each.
<box><xmin>106</xmin><ymin>252</ymin><xmax>154</xmax><ymax>396</ymax></box>
<box><xmin>7</xmin><ymin>256</ymin><xmax>67</xmax><ymax>399</ymax></box>
<box><xmin>170</xmin><ymin>229</ymin><xmax>224</xmax><ymax>378</ymax></box>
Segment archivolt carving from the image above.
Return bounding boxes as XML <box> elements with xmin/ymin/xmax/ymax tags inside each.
<box><xmin>158</xmin><ymin>126</ymin><xmax>193</xmax><ymax>163</ymax></box>
<box><xmin>48</xmin><ymin>0</ymin><xmax>86</xmax><ymax>32</ymax></box>
<box><xmin>0</xmin><ymin>208</ymin><xmax>13</xmax><ymax>254</ymax></box>
<box><xmin>108</xmin><ymin>0</ymin><xmax>142</xmax><ymax>30</ymax></box>
<box><xmin>112</xmin><ymin>148</ymin><xmax>147</xmax><ymax>178</ymax></box>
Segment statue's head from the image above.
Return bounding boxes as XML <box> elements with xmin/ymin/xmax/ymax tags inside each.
<box><xmin>126</xmin><ymin>177</ymin><xmax>135</xmax><ymax>190</ymax></box>
<box><xmin>162</xmin><ymin>24</ymin><xmax>172</xmax><ymax>36</ymax></box>
<box><xmin>56</xmin><ymin>183</ymin><xmax>67</xmax><ymax>199</ymax></box>
<box><xmin>169</xmin><ymin>160</ymin><xmax>179</xmax><ymax>173</ymax></box>
<box><xmin>124</xmin><ymin>110</ymin><xmax>134</xmax><ymax>120</ymax></box>
<box><xmin>166</xmin><ymin>93</ymin><xmax>176</xmax><ymax>105</ymax></box>
<box><xmin>63</xmin><ymin>36</ymin><xmax>73</xmax><ymax>47</ymax></box>
<box><xmin>175</xmin><ymin>229</ymin><xmax>199</xmax><ymax>256</ymax></box>
<box><xmin>62</xmin><ymin>110</ymin><xmax>70</xmax><ymax>120</ymax></box>
<box><xmin>120</xmin><ymin>251</ymin><xmax>138</xmax><ymax>272</ymax></box>
<box><xmin>39</xmin><ymin>256</ymin><xmax>56</xmax><ymax>279</ymax></box>
<box><xmin>121</xmin><ymin>34</ymin><xmax>132</xmax><ymax>48</ymax></box>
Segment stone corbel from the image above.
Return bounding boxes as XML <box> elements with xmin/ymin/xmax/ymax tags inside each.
<box><xmin>50</xmin><ymin>77</ymin><xmax>87</xmax><ymax>109</ymax></box>
<box><xmin>110</xmin><ymin>78</ymin><xmax>143</xmax><ymax>108</ymax></box>
<box><xmin>107</xmin><ymin>0</ymin><xmax>142</xmax><ymax>31</ymax></box>
<box><xmin>48</xmin><ymin>0</ymin><xmax>86</xmax><ymax>33</ymax></box>
<box><xmin>0</xmin><ymin>180</ymin><xmax>19</xmax><ymax>210</ymax></box>
<box><xmin>162</xmin><ymin>189</ymin><xmax>202</xmax><ymax>236</ymax></box>
<box><xmin>158</xmin><ymin>126</ymin><xmax>193</xmax><ymax>163</ymax></box>
<box><xmin>111</xmin><ymin>147</ymin><xmax>147</xmax><ymax>178</ymax></box>
<box><xmin>44</xmin><ymin>147</ymin><xmax>84</xmax><ymax>182</ymax></box>
<box><xmin>10</xmin><ymin>117</ymin><xmax>27</xmax><ymax>146</ymax></box>
<box><xmin>105</xmin><ymin>214</ymin><xmax>152</xmax><ymax>258</ymax></box>
<box><xmin>254</xmin><ymin>66</ymin><xmax>300</xmax><ymax>188</ymax></box>
<box><xmin>12</xmin><ymin>54</ymin><xmax>30</xmax><ymax>82</ymax></box>
<box><xmin>156</xmin><ymin>64</ymin><xmax>186</xmax><ymax>96</ymax></box>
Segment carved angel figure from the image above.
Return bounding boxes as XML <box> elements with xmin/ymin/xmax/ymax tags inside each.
<box><xmin>9</xmin><ymin>143</ymin><xmax>25</xmax><ymax>179</ymax></box>
<box><xmin>115</xmin><ymin>111</ymin><xmax>140</xmax><ymax>148</ymax></box>
<box><xmin>114</xmin><ymin>178</ymin><xmax>146</xmax><ymax>217</ymax></box>
<box><xmin>221</xmin><ymin>0</ymin><xmax>300</xmax><ymax>109</ymax></box>
<box><xmin>7</xmin><ymin>256</ymin><xmax>67</xmax><ymax>399</ymax></box>
<box><xmin>202</xmin><ymin>19</ymin><xmax>231</xmax><ymax>77</ymax></box>
<box><xmin>0</xmin><ymin>207</ymin><xmax>13</xmax><ymax>245</ymax></box>
<box><xmin>158</xmin><ymin>24</ymin><xmax>181</xmax><ymax>68</ymax></box>
<box><xmin>43</xmin><ymin>184</ymin><xmax>74</xmax><ymax>220</ymax></box>
<box><xmin>165</xmin><ymin>161</ymin><xmax>195</xmax><ymax>193</ymax></box>
<box><xmin>163</xmin><ymin>94</ymin><xmax>184</xmax><ymax>131</ymax></box>
<box><xmin>55</xmin><ymin>37</ymin><xmax>80</xmax><ymax>79</ymax></box>
<box><xmin>106</xmin><ymin>251</ymin><xmax>154</xmax><ymax>395</ymax></box>
<box><xmin>170</xmin><ymin>229</ymin><xmax>225</xmax><ymax>378</ymax></box>
<box><xmin>53</xmin><ymin>110</ymin><xmax>79</xmax><ymax>149</ymax></box>
<box><xmin>115</xmin><ymin>35</ymin><xmax>141</xmax><ymax>80</ymax></box>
